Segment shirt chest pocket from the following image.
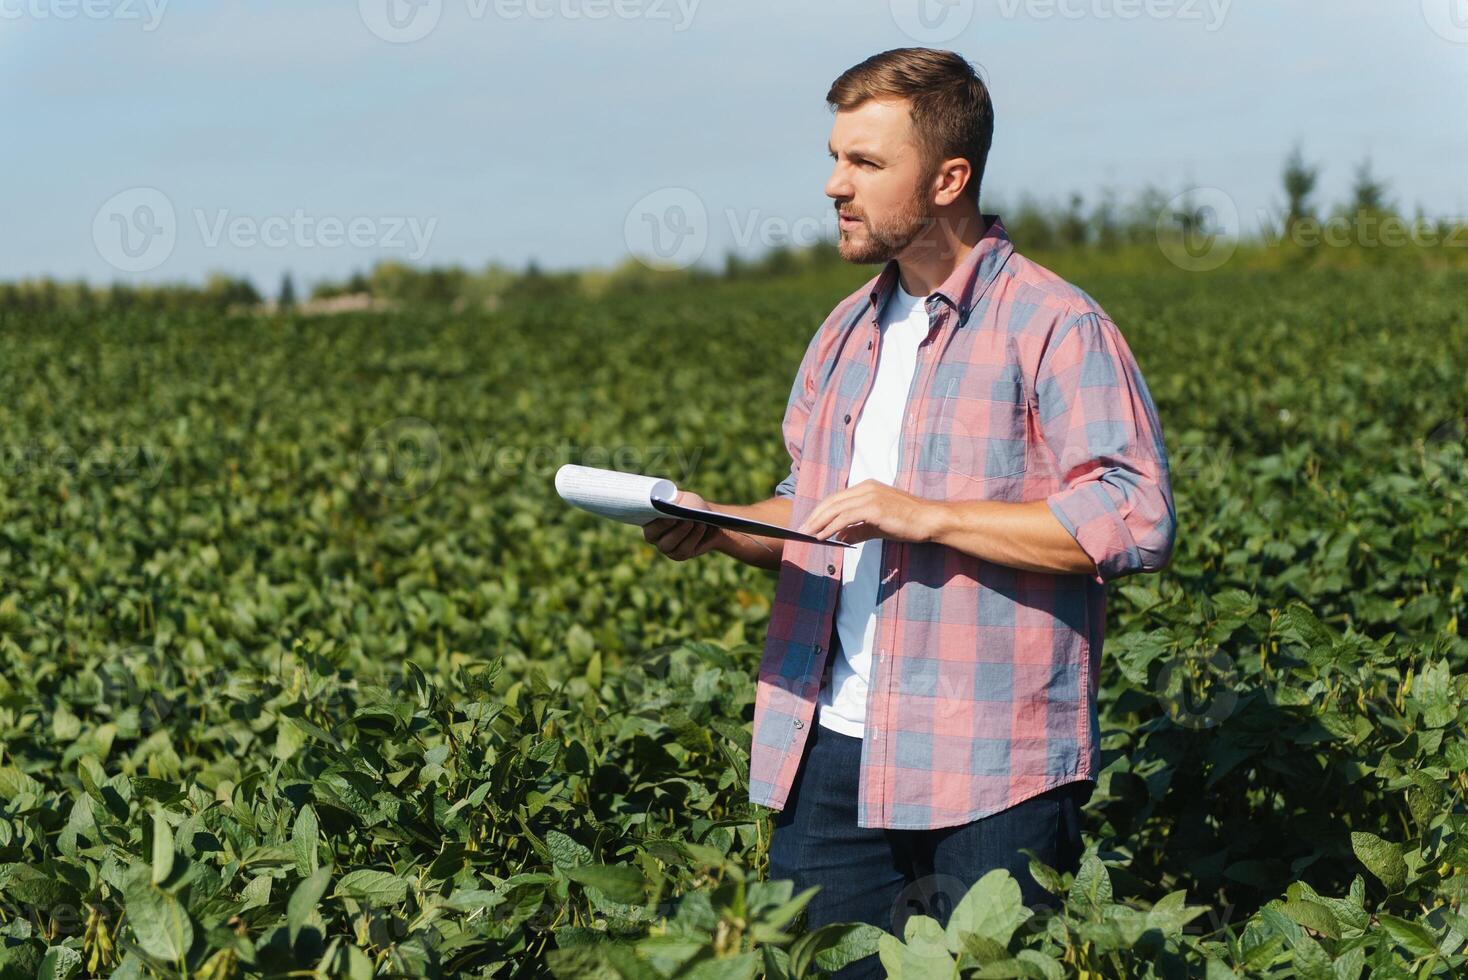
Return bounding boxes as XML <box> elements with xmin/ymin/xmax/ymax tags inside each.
<box><xmin>912</xmin><ymin>362</ymin><xmax>1029</xmax><ymax>500</ymax></box>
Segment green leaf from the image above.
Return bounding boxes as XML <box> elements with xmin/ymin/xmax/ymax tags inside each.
<box><xmin>288</xmin><ymin>866</ymin><xmax>332</xmax><ymax>942</ymax></box>
<box><xmin>1204</xmin><ymin>959</ymin><xmax>1243</xmax><ymax>980</ymax></box>
<box><xmin>37</xmin><ymin>945</ymin><xmax>82</xmax><ymax>980</ymax></box>
<box><xmin>1350</xmin><ymin>831</ymin><xmax>1407</xmax><ymax>892</ymax></box>
<box><xmin>121</xmin><ymin>870</ymin><xmax>193</xmax><ymax>963</ymax></box>
<box><xmin>945</xmin><ymin>868</ymin><xmax>1030</xmax><ymax>954</ymax></box>
<box><xmin>1016</xmin><ymin>949</ymin><xmax>1065</xmax><ymax>980</ymax></box>
<box><xmin>335</xmin><ymin>869</ymin><xmax>409</xmax><ymax>906</ymax></box>
<box><xmin>1289</xmin><ymin>933</ymin><xmax>1333</xmax><ymax>980</ymax></box>
<box><xmin>150</xmin><ymin>810</ymin><xmax>174</xmax><ymax>885</ymax></box>
<box><xmin>0</xmin><ymin>864</ymin><xmax>77</xmax><ymax>908</ymax></box>
<box><xmin>292</xmin><ymin>804</ymin><xmax>320</xmax><ymax>877</ymax></box>
<box><xmin>1146</xmin><ymin>889</ymin><xmax>1207</xmax><ymax>935</ymax></box>
<box><xmin>564</xmin><ymin>863</ymin><xmax>649</xmax><ymax>905</ymax></box>
<box><xmin>1280</xmin><ymin>898</ymin><xmax>1339</xmax><ymax>940</ymax></box>
<box><xmin>239</xmin><ymin>873</ymin><xmax>273</xmax><ymax>911</ymax></box>
<box><xmin>878</xmin><ymin>928</ymin><xmax>958</xmax><ymax>980</ymax></box>
<box><xmin>788</xmin><ymin>922</ymin><xmax>884</xmax><ymax>976</ymax></box>
<box><xmin>1071</xmin><ymin>851</ymin><xmax>1113</xmax><ymax>909</ymax></box>
<box><xmin>545</xmin><ymin>829</ymin><xmax>592</xmax><ymax>871</ymax></box>
<box><xmin>1377</xmin><ymin>913</ymin><xmax>1439</xmax><ymax>956</ymax></box>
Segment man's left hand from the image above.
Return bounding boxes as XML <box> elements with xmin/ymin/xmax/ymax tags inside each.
<box><xmin>796</xmin><ymin>479</ymin><xmax>942</xmax><ymax>545</ymax></box>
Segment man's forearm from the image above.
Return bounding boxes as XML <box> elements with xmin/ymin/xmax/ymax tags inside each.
<box><xmin>923</xmin><ymin>499</ymin><xmax>1097</xmax><ymax>577</ymax></box>
<box><xmin>706</xmin><ymin>496</ymin><xmax>793</xmax><ymax>572</ymax></box>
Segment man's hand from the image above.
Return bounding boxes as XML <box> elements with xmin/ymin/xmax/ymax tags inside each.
<box><xmin>642</xmin><ymin>490</ymin><xmax>725</xmax><ymax>561</ymax></box>
<box><xmin>796</xmin><ymin>478</ymin><xmax>940</xmax><ymax>545</ymax></box>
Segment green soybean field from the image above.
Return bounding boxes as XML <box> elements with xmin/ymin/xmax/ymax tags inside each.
<box><xmin>1</xmin><ymin>259</ymin><xmax>1466</xmax><ymax>978</ymax></box>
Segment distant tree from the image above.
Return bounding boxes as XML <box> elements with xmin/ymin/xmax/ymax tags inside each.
<box><xmin>1008</xmin><ymin>193</ymin><xmax>1059</xmax><ymax>251</ymax></box>
<box><xmin>278</xmin><ymin>272</ymin><xmax>297</xmax><ymax>311</ymax></box>
<box><xmin>1335</xmin><ymin>156</ymin><xmax>1398</xmax><ymax>251</ymax></box>
<box><xmin>309</xmin><ymin>280</ymin><xmax>342</xmax><ymax>301</ymax></box>
<box><xmin>1172</xmin><ymin>190</ymin><xmax>1204</xmax><ymax>236</ymax></box>
<box><xmin>1127</xmin><ymin>185</ymin><xmax>1172</xmax><ymax>245</ymax></box>
<box><xmin>36</xmin><ymin>278</ymin><xmax>58</xmax><ymax>312</ymax></box>
<box><xmin>347</xmin><ymin>269</ymin><xmax>370</xmax><ymax>294</ymax></box>
<box><xmin>203</xmin><ymin>273</ymin><xmax>260</xmax><ymax>311</ymax></box>
<box><xmin>1091</xmin><ymin>188</ymin><xmax>1121</xmax><ymax>249</ymax></box>
<box><xmin>106</xmin><ymin>282</ymin><xmax>134</xmax><ymax>312</ymax></box>
<box><xmin>759</xmin><ymin>245</ymin><xmax>796</xmax><ymax>276</ymax></box>
<box><xmin>1349</xmin><ymin>157</ymin><xmax>1391</xmax><ymax>215</ymax></box>
<box><xmin>1282</xmin><ymin>144</ymin><xmax>1320</xmax><ymax>236</ymax></box>
<box><xmin>1059</xmin><ymin>193</ymin><xmax>1088</xmax><ymax>248</ymax></box>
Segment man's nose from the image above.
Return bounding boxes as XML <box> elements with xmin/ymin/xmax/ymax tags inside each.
<box><xmin>825</xmin><ymin>166</ymin><xmax>852</xmax><ymax>201</ymax></box>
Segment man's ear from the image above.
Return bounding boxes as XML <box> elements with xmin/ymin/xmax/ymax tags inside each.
<box><xmin>933</xmin><ymin>156</ymin><xmax>973</xmax><ymax>206</ymax></box>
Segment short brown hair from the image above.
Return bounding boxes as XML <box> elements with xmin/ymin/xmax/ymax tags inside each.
<box><xmin>826</xmin><ymin>47</ymin><xmax>994</xmax><ymax>205</ymax></box>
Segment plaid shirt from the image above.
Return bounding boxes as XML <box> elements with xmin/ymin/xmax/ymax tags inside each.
<box><xmin>749</xmin><ymin>214</ymin><xmax>1175</xmax><ymax>830</ymax></box>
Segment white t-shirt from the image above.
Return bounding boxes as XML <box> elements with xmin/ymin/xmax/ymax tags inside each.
<box><xmin>816</xmin><ymin>277</ymin><xmax>930</xmax><ymax>738</ymax></box>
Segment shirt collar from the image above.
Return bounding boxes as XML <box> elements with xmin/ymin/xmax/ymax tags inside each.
<box><xmin>866</xmin><ymin>213</ymin><xmax>1013</xmax><ymax>325</ymax></box>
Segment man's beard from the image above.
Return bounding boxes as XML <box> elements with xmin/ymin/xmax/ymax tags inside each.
<box><xmin>836</xmin><ymin>181</ymin><xmax>935</xmax><ymax>264</ymax></box>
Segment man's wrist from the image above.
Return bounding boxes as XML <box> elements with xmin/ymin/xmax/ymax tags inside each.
<box><xmin>919</xmin><ymin>500</ymin><xmax>954</xmax><ymax>544</ymax></box>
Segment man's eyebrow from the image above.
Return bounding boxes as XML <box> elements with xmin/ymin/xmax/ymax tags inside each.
<box><xmin>827</xmin><ymin>143</ymin><xmax>879</xmax><ymax>159</ymax></box>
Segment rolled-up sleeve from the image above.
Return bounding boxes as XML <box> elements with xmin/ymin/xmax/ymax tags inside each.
<box><xmin>773</xmin><ymin>326</ymin><xmax>824</xmax><ymax>499</ymax></box>
<box><xmin>1036</xmin><ymin>311</ymin><xmax>1176</xmax><ymax>584</ymax></box>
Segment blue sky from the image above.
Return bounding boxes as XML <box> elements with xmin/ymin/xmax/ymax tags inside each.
<box><xmin>3</xmin><ymin>0</ymin><xmax>1464</xmax><ymax>294</ymax></box>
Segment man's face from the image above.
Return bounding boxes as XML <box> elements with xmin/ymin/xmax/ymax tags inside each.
<box><xmin>825</xmin><ymin>96</ymin><xmax>937</xmax><ymax>264</ymax></box>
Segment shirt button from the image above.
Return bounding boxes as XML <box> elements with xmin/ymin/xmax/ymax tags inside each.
<box><xmin>844</xmin><ymin>414</ymin><xmax>852</xmax><ymax>424</ymax></box>
<box><xmin>867</xmin><ymin>340</ymin><xmax>873</xmax><ymax>349</ymax></box>
<box><xmin>793</xmin><ymin>719</ymin><xmax>804</xmax><ymax>729</ymax></box>
<box><xmin>827</xmin><ymin>563</ymin><xmax>836</xmax><ymax>574</ymax></box>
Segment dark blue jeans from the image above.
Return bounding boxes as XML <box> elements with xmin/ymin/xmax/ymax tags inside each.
<box><xmin>766</xmin><ymin>719</ymin><xmax>1091</xmax><ymax>979</ymax></box>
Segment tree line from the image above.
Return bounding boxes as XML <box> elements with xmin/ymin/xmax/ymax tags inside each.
<box><xmin>3</xmin><ymin>149</ymin><xmax>1462</xmax><ymax>316</ymax></box>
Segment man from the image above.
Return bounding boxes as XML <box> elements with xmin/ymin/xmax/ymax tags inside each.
<box><xmin>642</xmin><ymin>46</ymin><xmax>1175</xmax><ymax>974</ymax></box>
